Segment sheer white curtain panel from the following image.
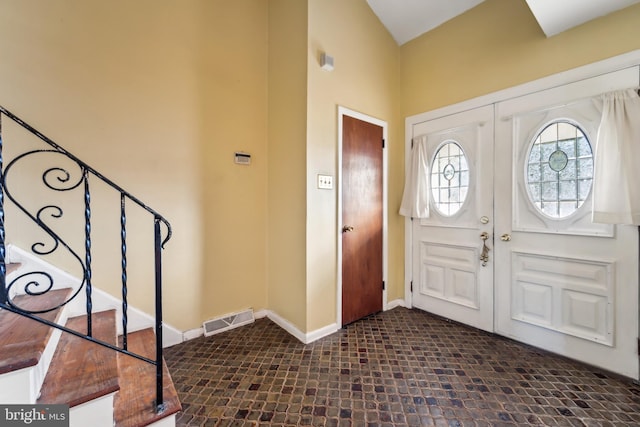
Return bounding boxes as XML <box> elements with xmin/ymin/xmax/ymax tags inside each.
<box><xmin>592</xmin><ymin>88</ymin><xmax>640</xmax><ymax>225</ymax></box>
<box><xmin>400</xmin><ymin>135</ymin><xmax>430</xmax><ymax>218</ymax></box>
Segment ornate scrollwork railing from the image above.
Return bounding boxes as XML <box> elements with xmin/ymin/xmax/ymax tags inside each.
<box><xmin>4</xmin><ymin>150</ymin><xmax>87</xmax><ymax>314</ymax></box>
<box><xmin>0</xmin><ymin>105</ymin><xmax>172</xmax><ymax>413</ymax></box>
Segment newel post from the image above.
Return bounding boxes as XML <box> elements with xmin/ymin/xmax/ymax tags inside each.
<box><xmin>154</xmin><ymin>216</ymin><xmax>165</xmax><ymax>412</ymax></box>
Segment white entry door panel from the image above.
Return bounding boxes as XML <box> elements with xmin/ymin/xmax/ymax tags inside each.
<box><xmin>412</xmin><ymin>105</ymin><xmax>494</xmax><ymax>332</ymax></box>
<box><xmin>409</xmin><ymin>65</ymin><xmax>640</xmax><ymax>379</ymax></box>
<box><xmin>494</xmin><ymin>68</ymin><xmax>639</xmax><ymax>378</ymax></box>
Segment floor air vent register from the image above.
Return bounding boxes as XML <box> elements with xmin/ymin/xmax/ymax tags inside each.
<box><xmin>203</xmin><ymin>309</ymin><xmax>255</xmax><ymax>337</ymax></box>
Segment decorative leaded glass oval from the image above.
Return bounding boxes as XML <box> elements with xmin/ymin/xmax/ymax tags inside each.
<box><xmin>431</xmin><ymin>141</ymin><xmax>469</xmax><ymax>216</ymax></box>
<box><xmin>526</xmin><ymin>120</ymin><xmax>593</xmax><ymax>219</ymax></box>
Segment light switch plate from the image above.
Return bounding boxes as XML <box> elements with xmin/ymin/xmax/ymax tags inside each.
<box><xmin>317</xmin><ymin>174</ymin><xmax>333</xmax><ymax>190</ymax></box>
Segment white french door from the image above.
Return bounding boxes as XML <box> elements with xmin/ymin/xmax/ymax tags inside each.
<box><xmin>410</xmin><ymin>65</ymin><xmax>640</xmax><ymax>378</ymax></box>
<box><xmin>411</xmin><ymin>105</ymin><xmax>494</xmax><ymax>332</ymax></box>
<box><xmin>494</xmin><ymin>68</ymin><xmax>639</xmax><ymax>378</ymax></box>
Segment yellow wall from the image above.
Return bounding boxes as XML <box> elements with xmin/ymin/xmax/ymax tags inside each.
<box><xmin>5</xmin><ymin>0</ymin><xmax>638</xmax><ymax>337</ymax></box>
<box><xmin>0</xmin><ymin>0</ymin><xmax>270</xmax><ymax>330</ymax></box>
<box><xmin>267</xmin><ymin>0</ymin><xmax>309</xmax><ymax>331</ymax></box>
<box><xmin>400</xmin><ymin>0</ymin><xmax>640</xmax><ymax>116</ymax></box>
<box><xmin>0</xmin><ymin>0</ymin><xmax>398</xmax><ymax>335</ymax></box>
<box><xmin>306</xmin><ymin>0</ymin><xmax>401</xmax><ymax>330</ymax></box>
<box><xmin>266</xmin><ymin>0</ymin><xmax>402</xmax><ymax>332</ymax></box>
<box><xmin>196</xmin><ymin>1</ymin><xmax>269</xmax><ymax>327</ymax></box>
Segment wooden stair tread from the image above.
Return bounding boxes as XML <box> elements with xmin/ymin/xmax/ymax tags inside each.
<box><xmin>115</xmin><ymin>328</ymin><xmax>181</xmax><ymax>427</ymax></box>
<box><xmin>7</xmin><ymin>263</ymin><xmax>22</xmax><ymax>275</ymax></box>
<box><xmin>0</xmin><ymin>288</ymin><xmax>71</xmax><ymax>374</ymax></box>
<box><xmin>37</xmin><ymin>310</ymin><xmax>120</xmax><ymax>407</ymax></box>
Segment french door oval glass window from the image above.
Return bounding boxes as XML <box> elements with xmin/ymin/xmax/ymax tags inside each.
<box><xmin>526</xmin><ymin>120</ymin><xmax>593</xmax><ymax>219</ymax></box>
<box><xmin>430</xmin><ymin>141</ymin><xmax>469</xmax><ymax>216</ymax></box>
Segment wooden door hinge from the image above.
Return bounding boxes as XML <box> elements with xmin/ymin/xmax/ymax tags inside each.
<box><xmin>410</xmin><ymin>281</ymin><xmax>413</xmax><ymax>292</ymax></box>
<box><xmin>382</xmin><ymin>138</ymin><xmax>385</xmax><ymax>149</ymax></box>
<box><xmin>382</xmin><ymin>280</ymin><xmax>386</xmax><ymax>290</ymax></box>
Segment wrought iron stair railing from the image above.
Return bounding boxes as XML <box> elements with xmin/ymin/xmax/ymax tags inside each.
<box><xmin>0</xmin><ymin>106</ymin><xmax>172</xmax><ymax>413</ymax></box>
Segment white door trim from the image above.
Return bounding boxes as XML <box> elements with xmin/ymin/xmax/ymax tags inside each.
<box><xmin>404</xmin><ymin>48</ymin><xmax>640</xmax><ymax>309</ymax></box>
<box><xmin>337</xmin><ymin>106</ymin><xmax>388</xmax><ymax>327</ymax></box>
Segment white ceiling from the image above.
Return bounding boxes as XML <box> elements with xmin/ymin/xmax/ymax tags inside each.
<box><xmin>366</xmin><ymin>0</ymin><xmax>640</xmax><ymax>45</ymax></box>
<box><xmin>525</xmin><ymin>0</ymin><xmax>640</xmax><ymax>37</ymax></box>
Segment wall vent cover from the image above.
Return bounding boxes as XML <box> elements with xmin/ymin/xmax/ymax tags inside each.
<box><xmin>203</xmin><ymin>308</ymin><xmax>254</xmax><ymax>337</ymax></box>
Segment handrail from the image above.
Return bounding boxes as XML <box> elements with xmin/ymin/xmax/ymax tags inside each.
<box><xmin>0</xmin><ymin>106</ymin><xmax>172</xmax><ymax>413</ymax></box>
<box><xmin>0</xmin><ymin>106</ymin><xmax>172</xmax><ymax>246</ymax></box>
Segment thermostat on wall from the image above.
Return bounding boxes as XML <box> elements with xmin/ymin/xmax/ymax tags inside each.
<box><xmin>234</xmin><ymin>152</ymin><xmax>251</xmax><ymax>165</ymax></box>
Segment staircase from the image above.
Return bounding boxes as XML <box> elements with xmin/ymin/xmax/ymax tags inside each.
<box><xmin>0</xmin><ymin>106</ymin><xmax>182</xmax><ymax>426</ymax></box>
<box><xmin>0</xmin><ymin>265</ymin><xmax>181</xmax><ymax>426</ymax></box>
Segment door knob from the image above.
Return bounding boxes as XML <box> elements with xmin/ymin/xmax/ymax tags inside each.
<box><xmin>501</xmin><ymin>233</ymin><xmax>511</xmax><ymax>241</ymax></box>
<box><xmin>342</xmin><ymin>225</ymin><xmax>354</xmax><ymax>233</ymax></box>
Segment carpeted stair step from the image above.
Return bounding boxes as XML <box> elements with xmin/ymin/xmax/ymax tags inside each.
<box><xmin>38</xmin><ymin>310</ymin><xmax>120</xmax><ymax>427</ymax></box>
<box><xmin>0</xmin><ymin>288</ymin><xmax>72</xmax><ymax>403</ymax></box>
<box><xmin>114</xmin><ymin>328</ymin><xmax>181</xmax><ymax>427</ymax></box>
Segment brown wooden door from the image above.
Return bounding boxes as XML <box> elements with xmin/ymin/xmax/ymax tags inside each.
<box><xmin>341</xmin><ymin>115</ymin><xmax>383</xmax><ymax>326</ymax></box>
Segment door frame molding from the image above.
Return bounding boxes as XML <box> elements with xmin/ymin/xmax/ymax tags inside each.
<box><xmin>404</xmin><ymin>48</ymin><xmax>640</xmax><ymax>308</ymax></box>
<box><xmin>337</xmin><ymin>106</ymin><xmax>388</xmax><ymax>327</ymax></box>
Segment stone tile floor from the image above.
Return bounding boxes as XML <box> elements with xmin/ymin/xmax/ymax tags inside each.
<box><xmin>164</xmin><ymin>307</ymin><xmax>640</xmax><ymax>426</ymax></box>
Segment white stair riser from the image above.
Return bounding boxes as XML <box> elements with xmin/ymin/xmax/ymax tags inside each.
<box><xmin>32</xmin><ymin>325</ymin><xmax>64</xmax><ymax>402</ymax></box>
<box><xmin>148</xmin><ymin>414</ymin><xmax>177</xmax><ymax>427</ymax></box>
<box><xmin>69</xmin><ymin>393</ymin><xmax>116</xmax><ymax>427</ymax></box>
<box><xmin>0</xmin><ymin>311</ymin><xmax>67</xmax><ymax>404</ymax></box>
<box><xmin>0</xmin><ymin>368</ymin><xmax>32</xmax><ymax>404</ymax></box>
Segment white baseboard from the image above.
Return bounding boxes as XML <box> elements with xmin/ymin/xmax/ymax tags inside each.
<box><xmin>180</xmin><ymin>309</ymin><xmax>339</xmax><ymax>345</ymax></box>
<box><xmin>182</xmin><ymin>327</ymin><xmax>204</xmax><ymax>342</ymax></box>
<box><xmin>385</xmin><ymin>298</ymin><xmax>407</xmax><ymax>310</ymax></box>
<box><xmin>180</xmin><ymin>309</ymin><xmax>267</xmax><ymax>344</ymax></box>
<box><xmin>265</xmin><ymin>310</ymin><xmax>307</xmax><ymax>343</ymax></box>
<box><xmin>161</xmin><ymin>323</ymin><xmax>184</xmax><ymax>348</ymax></box>
<box><xmin>305</xmin><ymin>321</ymin><xmax>339</xmax><ymax>343</ymax></box>
<box><xmin>174</xmin><ymin>301</ymin><xmax>401</xmax><ymax>346</ymax></box>
<box><xmin>265</xmin><ymin>310</ymin><xmax>339</xmax><ymax>344</ymax></box>
<box><xmin>183</xmin><ymin>306</ymin><xmax>425</xmax><ymax>346</ymax></box>
<box><xmin>6</xmin><ymin>244</ymin><xmax>183</xmax><ymax>348</ymax></box>
<box><xmin>253</xmin><ymin>309</ymin><xmax>269</xmax><ymax>319</ymax></box>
